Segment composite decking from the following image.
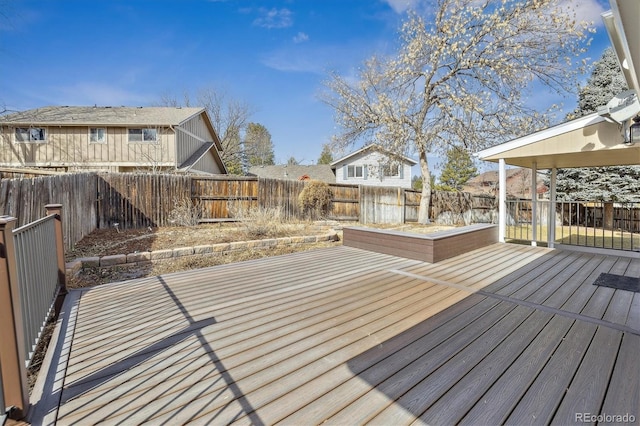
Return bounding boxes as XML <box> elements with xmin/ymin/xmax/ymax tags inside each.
<box><xmin>30</xmin><ymin>243</ymin><xmax>639</xmax><ymax>425</ymax></box>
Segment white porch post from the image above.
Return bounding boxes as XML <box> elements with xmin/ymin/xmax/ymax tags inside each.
<box><xmin>499</xmin><ymin>159</ymin><xmax>506</xmax><ymax>243</ymax></box>
<box><xmin>531</xmin><ymin>163</ymin><xmax>537</xmax><ymax>247</ymax></box>
<box><xmin>548</xmin><ymin>167</ymin><xmax>557</xmax><ymax>248</ymax></box>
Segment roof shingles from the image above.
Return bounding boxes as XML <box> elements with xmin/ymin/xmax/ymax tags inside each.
<box><xmin>0</xmin><ymin>106</ymin><xmax>205</xmax><ymax>126</ymax></box>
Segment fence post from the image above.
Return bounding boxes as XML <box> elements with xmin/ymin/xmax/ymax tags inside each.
<box><xmin>45</xmin><ymin>204</ymin><xmax>67</xmax><ymax>316</ymax></box>
<box><xmin>0</xmin><ymin>216</ymin><xmax>30</xmax><ymax>419</ymax></box>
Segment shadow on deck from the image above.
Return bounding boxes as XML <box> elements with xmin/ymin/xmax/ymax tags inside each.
<box><xmin>28</xmin><ymin>243</ymin><xmax>639</xmax><ymax>425</ymax></box>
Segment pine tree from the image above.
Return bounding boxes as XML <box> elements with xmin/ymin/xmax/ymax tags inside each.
<box><xmin>567</xmin><ymin>48</ymin><xmax>627</xmax><ymax>119</ymax></box>
<box><xmin>437</xmin><ymin>147</ymin><xmax>478</xmax><ymax>191</ymax></box>
<box><xmin>244</xmin><ymin>123</ymin><xmax>275</xmax><ymax>167</ymax></box>
<box><xmin>317</xmin><ymin>144</ymin><xmax>333</xmax><ymax>165</ymax></box>
<box><xmin>556</xmin><ymin>48</ymin><xmax>640</xmax><ymax>201</ymax></box>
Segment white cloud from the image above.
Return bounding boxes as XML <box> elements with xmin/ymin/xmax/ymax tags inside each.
<box><xmin>381</xmin><ymin>0</ymin><xmax>419</xmax><ymax>14</ymax></box>
<box><xmin>253</xmin><ymin>8</ymin><xmax>293</xmax><ymax>29</ymax></box>
<box><xmin>261</xmin><ymin>38</ymin><xmax>378</xmax><ymax>75</ymax></box>
<box><xmin>293</xmin><ymin>32</ymin><xmax>309</xmax><ymax>43</ymax></box>
<box><xmin>559</xmin><ymin>0</ymin><xmax>607</xmax><ymax>27</ymax></box>
<box><xmin>261</xmin><ymin>49</ymin><xmax>321</xmax><ymax>74</ymax></box>
<box><xmin>575</xmin><ymin>0</ymin><xmax>607</xmax><ymax>25</ymax></box>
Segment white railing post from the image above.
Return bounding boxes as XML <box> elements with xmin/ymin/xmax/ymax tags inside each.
<box><xmin>498</xmin><ymin>159</ymin><xmax>506</xmax><ymax>243</ymax></box>
<box><xmin>0</xmin><ymin>216</ymin><xmax>29</xmax><ymax>420</ymax></box>
<box><xmin>548</xmin><ymin>168</ymin><xmax>557</xmax><ymax>248</ymax></box>
<box><xmin>531</xmin><ymin>163</ymin><xmax>537</xmax><ymax>246</ymax></box>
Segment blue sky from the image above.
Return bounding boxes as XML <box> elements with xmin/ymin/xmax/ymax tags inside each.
<box><xmin>0</xmin><ymin>0</ymin><xmax>614</xmax><ymax>175</ymax></box>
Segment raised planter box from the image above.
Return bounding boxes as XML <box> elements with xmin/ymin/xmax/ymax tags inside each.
<box><xmin>343</xmin><ymin>223</ymin><xmax>498</xmax><ymax>263</ymax></box>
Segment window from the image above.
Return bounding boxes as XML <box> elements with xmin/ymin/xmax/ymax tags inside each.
<box><xmin>89</xmin><ymin>128</ymin><xmax>106</xmax><ymax>143</ymax></box>
<box><xmin>15</xmin><ymin>127</ymin><xmax>46</xmax><ymax>143</ymax></box>
<box><xmin>128</xmin><ymin>128</ymin><xmax>157</xmax><ymax>142</ymax></box>
<box><xmin>382</xmin><ymin>163</ymin><xmax>400</xmax><ymax>177</ymax></box>
<box><xmin>347</xmin><ymin>165</ymin><xmax>363</xmax><ymax>178</ymax></box>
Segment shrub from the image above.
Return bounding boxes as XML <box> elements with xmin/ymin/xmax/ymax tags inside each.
<box><xmin>167</xmin><ymin>196</ymin><xmax>203</xmax><ymax>227</ymax></box>
<box><xmin>298</xmin><ymin>180</ymin><xmax>333</xmax><ymax>220</ymax></box>
<box><xmin>229</xmin><ymin>205</ymin><xmax>286</xmax><ymax>239</ymax></box>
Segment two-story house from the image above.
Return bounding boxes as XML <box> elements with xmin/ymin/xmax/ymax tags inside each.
<box><xmin>331</xmin><ymin>144</ymin><xmax>416</xmax><ymax>189</ymax></box>
<box><xmin>0</xmin><ymin>106</ymin><xmax>227</xmax><ymax>174</ymax></box>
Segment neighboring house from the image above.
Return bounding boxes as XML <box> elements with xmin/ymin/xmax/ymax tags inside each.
<box><xmin>463</xmin><ymin>168</ymin><xmax>548</xmax><ymax>198</ymax></box>
<box><xmin>0</xmin><ymin>106</ymin><xmax>227</xmax><ymax>174</ymax></box>
<box><xmin>248</xmin><ymin>164</ymin><xmax>335</xmax><ymax>183</ymax></box>
<box><xmin>331</xmin><ymin>144</ymin><xmax>417</xmax><ymax>189</ymax></box>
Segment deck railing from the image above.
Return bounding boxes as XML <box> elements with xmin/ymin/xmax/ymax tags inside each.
<box><xmin>0</xmin><ymin>204</ymin><xmax>66</xmax><ymax>421</ymax></box>
<box><xmin>13</xmin><ymin>213</ymin><xmax>62</xmax><ymax>363</ymax></box>
<box><xmin>506</xmin><ymin>199</ymin><xmax>640</xmax><ymax>251</ymax></box>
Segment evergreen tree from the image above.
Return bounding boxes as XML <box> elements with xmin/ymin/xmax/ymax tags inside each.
<box><xmin>437</xmin><ymin>147</ymin><xmax>478</xmax><ymax>191</ymax></box>
<box><xmin>567</xmin><ymin>48</ymin><xmax>627</xmax><ymax>119</ymax></box>
<box><xmin>244</xmin><ymin>122</ymin><xmax>275</xmax><ymax>167</ymax></box>
<box><xmin>554</xmin><ymin>167</ymin><xmax>640</xmax><ymax>202</ymax></box>
<box><xmin>317</xmin><ymin>144</ymin><xmax>334</xmax><ymax>165</ymax></box>
<box><xmin>412</xmin><ymin>175</ymin><xmax>423</xmax><ymax>191</ymax></box>
<box><xmin>556</xmin><ymin>48</ymin><xmax>640</xmax><ymax>201</ymax></box>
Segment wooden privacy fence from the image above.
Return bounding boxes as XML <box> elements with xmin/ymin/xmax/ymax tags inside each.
<box><xmin>191</xmin><ymin>177</ymin><xmax>363</xmax><ymax>222</ymax></box>
<box><xmin>192</xmin><ymin>176</ymin><xmax>258</xmax><ymax>221</ymax></box>
<box><xmin>0</xmin><ymin>172</ymin><xmax>500</xmax><ymax>249</ymax></box>
<box><xmin>0</xmin><ymin>173</ymin><xmax>96</xmax><ymax>251</ymax></box>
<box><xmin>96</xmin><ymin>174</ymin><xmax>191</xmax><ymax>229</ymax></box>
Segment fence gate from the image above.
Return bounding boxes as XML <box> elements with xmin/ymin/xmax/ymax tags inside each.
<box><xmin>192</xmin><ymin>176</ymin><xmax>258</xmax><ymax>222</ymax></box>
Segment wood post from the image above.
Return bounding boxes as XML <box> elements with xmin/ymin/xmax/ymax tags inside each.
<box><xmin>0</xmin><ymin>216</ymin><xmax>29</xmax><ymax>419</ymax></box>
<box><xmin>45</xmin><ymin>204</ymin><xmax>67</xmax><ymax>315</ymax></box>
<box><xmin>604</xmin><ymin>202</ymin><xmax>614</xmax><ymax>230</ymax></box>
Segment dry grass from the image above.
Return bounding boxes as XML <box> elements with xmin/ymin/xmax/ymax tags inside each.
<box><xmin>507</xmin><ymin>224</ymin><xmax>640</xmax><ymax>250</ymax></box>
<box><xmin>65</xmin><ymin>221</ymin><xmax>323</xmax><ymax>261</ymax></box>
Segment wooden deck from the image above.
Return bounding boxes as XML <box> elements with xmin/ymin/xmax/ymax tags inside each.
<box><xmin>29</xmin><ymin>243</ymin><xmax>639</xmax><ymax>425</ymax></box>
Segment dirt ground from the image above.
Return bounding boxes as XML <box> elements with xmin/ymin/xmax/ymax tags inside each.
<box><xmin>65</xmin><ymin>221</ymin><xmax>343</xmax><ymax>288</ymax></box>
<box><xmin>65</xmin><ymin>221</ymin><xmax>331</xmax><ymax>261</ymax></box>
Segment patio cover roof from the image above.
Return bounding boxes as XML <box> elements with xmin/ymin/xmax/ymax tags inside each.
<box><xmin>477</xmin><ymin>113</ymin><xmax>640</xmax><ymax>169</ymax></box>
<box><xmin>478</xmin><ymin>0</ymin><xmax>640</xmax><ymax>170</ymax></box>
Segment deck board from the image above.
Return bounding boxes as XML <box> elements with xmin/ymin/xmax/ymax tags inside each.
<box><xmin>29</xmin><ymin>243</ymin><xmax>640</xmax><ymax>426</ymax></box>
<box><xmin>458</xmin><ymin>314</ymin><xmax>576</xmax><ymax>426</ymax></box>
<box><xmin>600</xmin><ymin>333</ymin><xmax>640</xmax><ymax>417</ymax></box>
<box><xmin>505</xmin><ymin>320</ymin><xmax>599</xmax><ymax>425</ymax></box>
<box><xmin>417</xmin><ymin>309</ymin><xmax>555</xmax><ymax>425</ymax></box>
<box><xmin>552</xmin><ymin>326</ymin><xmax>623</xmax><ymax>423</ymax></box>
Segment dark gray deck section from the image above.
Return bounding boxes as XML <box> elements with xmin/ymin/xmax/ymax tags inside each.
<box><xmin>29</xmin><ymin>243</ymin><xmax>639</xmax><ymax>425</ymax></box>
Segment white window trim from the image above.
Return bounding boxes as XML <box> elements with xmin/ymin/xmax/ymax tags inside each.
<box><xmin>347</xmin><ymin>165</ymin><xmax>364</xmax><ymax>178</ymax></box>
<box><xmin>89</xmin><ymin>127</ymin><xmax>107</xmax><ymax>144</ymax></box>
<box><xmin>128</xmin><ymin>127</ymin><xmax>158</xmax><ymax>143</ymax></box>
<box><xmin>382</xmin><ymin>162</ymin><xmax>400</xmax><ymax>178</ymax></box>
<box><xmin>15</xmin><ymin>126</ymin><xmax>47</xmax><ymax>144</ymax></box>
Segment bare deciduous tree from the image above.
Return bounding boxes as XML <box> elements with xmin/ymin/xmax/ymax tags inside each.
<box><xmin>158</xmin><ymin>87</ymin><xmax>255</xmax><ymax>175</ymax></box>
<box><xmin>322</xmin><ymin>0</ymin><xmax>592</xmax><ymax>223</ymax></box>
